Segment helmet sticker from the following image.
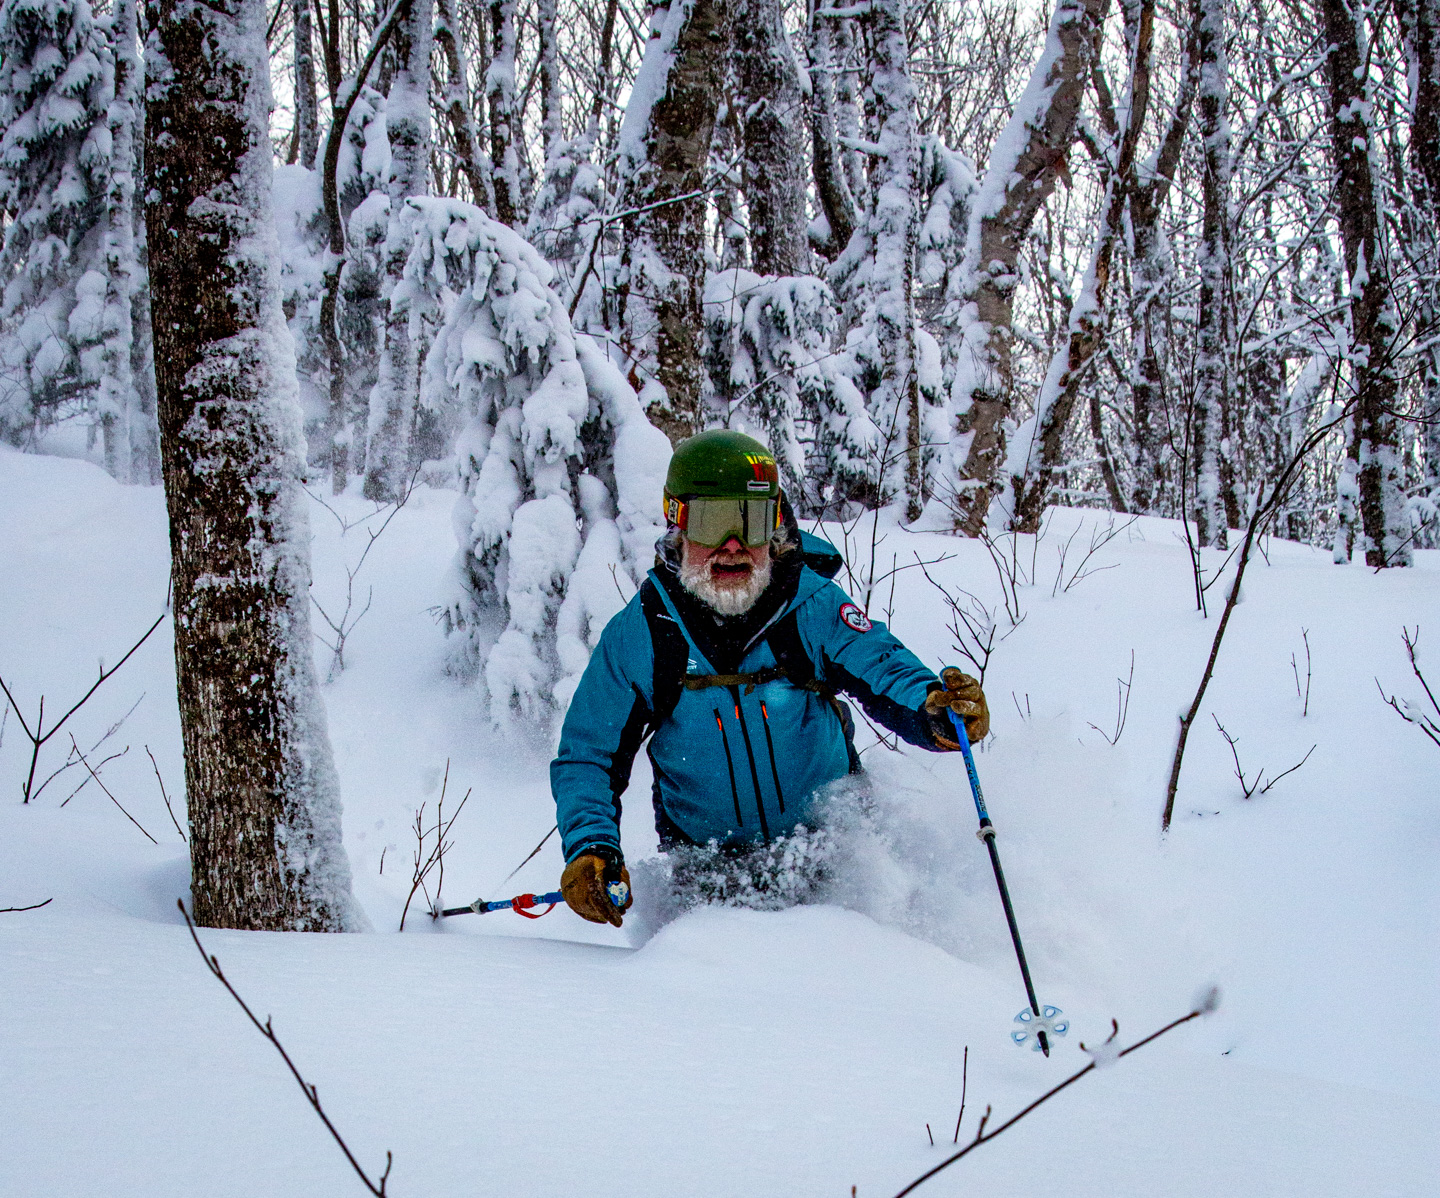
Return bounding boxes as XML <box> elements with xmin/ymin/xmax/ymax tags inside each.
<box><xmin>839</xmin><ymin>603</ymin><xmax>872</xmax><ymax>633</ymax></box>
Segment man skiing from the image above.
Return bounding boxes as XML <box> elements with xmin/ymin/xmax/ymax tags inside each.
<box><xmin>552</xmin><ymin>430</ymin><xmax>990</xmax><ymax>926</ymax></box>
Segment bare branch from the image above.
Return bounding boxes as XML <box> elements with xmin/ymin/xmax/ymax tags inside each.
<box><xmin>178</xmin><ymin>901</ymin><xmax>393</xmax><ymax>1194</ymax></box>
<box><xmin>68</xmin><ymin>734</ymin><xmax>156</xmax><ymax>843</ymax></box>
<box><xmin>891</xmin><ymin>1001</ymin><xmax>1216</xmax><ymax>1197</ymax></box>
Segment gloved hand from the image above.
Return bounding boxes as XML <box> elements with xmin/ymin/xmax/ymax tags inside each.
<box><xmin>561</xmin><ymin>849</ymin><xmax>633</xmax><ymax>927</ymax></box>
<box><xmin>923</xmin><ymin>667</ymin><xmax>990</xmax><ymax>748</ymax></box>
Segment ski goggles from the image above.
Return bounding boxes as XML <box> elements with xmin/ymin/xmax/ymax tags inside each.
<box><xmin>667</xmin><ymin>495</ymin><xmax>779</xmax><ymax>547</ymax></box>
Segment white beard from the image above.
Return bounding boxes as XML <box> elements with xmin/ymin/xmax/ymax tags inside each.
<box><xmin>679</xmin><ymin>554</ymin><xmax>773</xmax><ymax>615</ymax></box>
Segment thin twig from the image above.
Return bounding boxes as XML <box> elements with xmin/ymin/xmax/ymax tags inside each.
<box><xmin>177</xmin><ymin>901</ymin><xmax>393</xmax><ymax>1195</ymax></box>
<box><xmin>952</xmin><ymin>1046</ymin><xmax>968</xmax><ymax>1144</ymax></box>
<box><xmin>0</xmin><ymin>603</ymin><xmax>167</xmax><ymax>803</ymax></box>
<box><xmin>68</xmin><ymin>734</ymin><xmax>155</xmax><ymax>843</ymax></box>
<box><xmin>892</xmin><ymin>1001</ymin><xmax>1216</xmax><ymax>1198</ymax></box>
<box><xmin>492</xmin><ymin>824</ymin><xmax>559</xmax><ymax>893</ymax></box>
<box><xmin>146</xmin><ymin>745</ymin><xmax>188</xmax><ymax>843</ymax></box>
<box><xmin>1</xmin><ymin>898</ymin><xmax>52</xmax><ymax>913</ymax></box>
<box><xmin>1290</xmin><ymin>628</ymin><xmax>1311</xmax><ymax>717</ymax></box>
<box><xmin>1087</xmin><ymin>650</ymin><xmax>1134</xmax><ymax>745</ymax></box>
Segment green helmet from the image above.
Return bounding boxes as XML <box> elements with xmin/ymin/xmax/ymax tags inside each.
<box><xmin>663</xmin><ymin>430</ymin><xmax>782</xmax><ymax>545</ymax></box>
<box><xmin>664</xmin><ymin>430</ymin><xmax>779</xmax><ymax>505</ymax></box>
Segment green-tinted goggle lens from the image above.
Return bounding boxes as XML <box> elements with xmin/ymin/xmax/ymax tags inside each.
<box><xmin>684</xmin><ymin>497</ymin><xmax>777</xmax><ymax>548</ymax></box>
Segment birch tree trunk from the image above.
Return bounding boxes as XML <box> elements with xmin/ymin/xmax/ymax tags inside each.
<box><xmin>363</xmin><ymin>0</ymin><xmax>433</xmax><ymax>501</ymax></box>
<box><xmin>943</xmin><ymin>0</ymin><xmax>1109</xmax><ymax>536</ymax></box>
<box><xmin>617</xmin><ymin>0</ymin><xmax>731</xmax><ymax>444</ymax></box>
<box><xmin>145</xmin><ymin>0</ymin><xmax>362</xmax><ymax>930</ymax></box>
<box><xmin>1323</xmin><ymin>0</ymin><xmax>1411</xmax><ymax>566</ymax></box>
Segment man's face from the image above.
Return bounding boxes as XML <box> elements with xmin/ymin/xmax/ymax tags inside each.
<box><xmin>682</xmin><ymin>533</ymin><xmax>771</xmax><ymax>589</ymax></box>
<box><xmin>678</xmin><ymin>533</ymin><xmax>773</xmax><ymax>615</ymax></box>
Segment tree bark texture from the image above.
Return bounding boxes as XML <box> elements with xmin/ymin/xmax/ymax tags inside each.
<box><xmin>806</xmin><ymin>8</ymin><xmax>857</xmax><ymax>261</ymax></box>
<box><xmin>1398</xmin><ymin>0</ymin><xmax>1440</xmax><ymax>497</ymax></box>
<box><xmin>1193</xmin><ymin>0</ymin><xmax>1231</xmax><ymax>548</ymax></box>
<box><xmin>1323</xmin><ymin>0</ymin><xmax>1411</xmax><ymax>565</ymax></box>
<box><xmin>619</xmin><ymin>0</ymin><xmax>731</xmax><ymax>445</ymax></box>
<box><xmin>735</xmin><ymin>0</ymin><xmax>807</xmax><ymax>275</ymax></box>
<box><xmin>487</xmin><ymin>0</ymin><xmax>523</xmax><ymax>226</ymax></box>
<box><xmin>1010</xmin><ymin>0</ymin><xmax>1155</xmax><ymax>532</ymax></box>
<box><xmin>363</xmin><ymin>0</ymin><xmax>433</xmax><ymax>502</ymax></box>
<box><xmin>945</xmin><ymin>0</ymin><xmax>1109</xmax><ymax>536</ymax></box>
<box><xmin>435</xmin><ymin>0</ymin><xmax>492</xmax><ymax>209</ymax></box>
<box><xmin>145</xmin><ymin>0</ymin><xmax>360</xmax><ymax>930</ymax></box>
<box><xmin>292</xmin><ymin>0</ymin><xmax>318</xmax><ymax>168</ymax></box>
<box><xmin>99</xmin><ymin>0</ymin><xmax>148</xmax><ymax>484</ymax></box>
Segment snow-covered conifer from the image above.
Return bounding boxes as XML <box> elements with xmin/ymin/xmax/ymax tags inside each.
<box><xmin>0</xmin><ymin>0</ymin><xmax>154</xmax><ymax>477</ymax></box>
<box><xmin>822</xmin><ymin>0</ymin><xmax>933</xmax><ymax>518</ymax></box>
<box><xmin>703</xmin><ymin>268</ymin><xmax>859</xmax><ymax>507</ymax></box>
<box><xmin>406</xmin><ymin>199</ymin><xmax>669</xmax><ymax>726</ymax></box>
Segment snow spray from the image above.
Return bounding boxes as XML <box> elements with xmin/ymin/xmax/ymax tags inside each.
<box><xmin>949</xmin><ymin>710</ymin><xmax>1066</xmax><ymax>1056</ymax></box>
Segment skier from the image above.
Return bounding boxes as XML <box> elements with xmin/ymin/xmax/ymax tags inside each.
<box><xmin>552</xmin><ymin>430</ymin><xmax>990</xmax><ymax>926</ymax></box>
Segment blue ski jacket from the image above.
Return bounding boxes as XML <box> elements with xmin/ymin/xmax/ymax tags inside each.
<box><xmin>551</xmin><ymin>542</ymin><xmax>943</xmax><ymax>861</ymax></box>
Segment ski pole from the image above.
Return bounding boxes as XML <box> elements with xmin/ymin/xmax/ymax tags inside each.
<box><xmin>948</xmin><ymin>709</ymin><xmax>1052</xmax><ymax>1057</ymax></box>
<box><xmin>439</xmin><ymin>876</ymin><xmax>630</xmax><ymax>919</ymax></box>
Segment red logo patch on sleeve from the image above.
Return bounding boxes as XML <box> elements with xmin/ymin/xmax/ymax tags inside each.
<box><xmin>839</xmin><ymin>603</ymin><xmax>872</xmax><ymax>633</ymax></box>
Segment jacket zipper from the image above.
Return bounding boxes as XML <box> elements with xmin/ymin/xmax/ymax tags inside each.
<box><xmin>728</xmin><ymin>686</ymin><xmax>771</xmax><ymax>842</ymax></box>
<box><xmin>713</xmin><ymin>709</ymin><xmax>744</xmax><ymax>827</ymax></box>
<box><xmin>758</xmin><ymin>700</ymin><xmax>787</xmax><ymax>814</ymax></box>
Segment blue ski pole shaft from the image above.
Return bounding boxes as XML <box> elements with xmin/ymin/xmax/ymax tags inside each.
<box><xmin>949</xmin><ymin>710</ymin><xmax>1049</xmax><ymax>1057</ymax></box>
<box><xmin>439</xmin><ymin>876</ymin><xmax>630</xmax><ymax>918</ymax></box>
<box><xmin>441</xmin><ymin>890</ymin><xmax>565</xmax><ymax>917</ymax></box>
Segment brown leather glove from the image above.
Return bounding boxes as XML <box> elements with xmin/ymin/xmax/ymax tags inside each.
<box><xmin>923</xmin><ymin>667</ymin><xmax>990</xmax><ymax>748</ymax></box>
<box><xmin>560</xmin><ymin>851</ymin><xmax>633</xmax><ymax>927</ymax></box>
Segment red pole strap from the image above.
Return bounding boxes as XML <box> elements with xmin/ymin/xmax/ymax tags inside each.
<box><xmin>511</xmin><ymin>893</ymin><xmax>556</xmax><ymax>919</ymax></box>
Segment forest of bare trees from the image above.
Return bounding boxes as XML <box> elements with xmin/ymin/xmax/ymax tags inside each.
<box><xmin>5</xmin><ymin>0</ymin><xmax>1436</xmax><ymax>559</ymax></box>
<box><xmin>3</xmin><ymin>0</ymin><xmax>1437</xmax><ymax>924</ymax></box>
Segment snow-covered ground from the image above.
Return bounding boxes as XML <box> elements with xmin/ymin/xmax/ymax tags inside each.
<box><xmin>2</xmin><ymin>443</ymin><xmax>1437</xmax><ymax>1197</ymax></box>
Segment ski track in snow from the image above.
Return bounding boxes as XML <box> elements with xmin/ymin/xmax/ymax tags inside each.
<box><xmin>1</xmin><ymin>444</ymin><xmax>1436</xmax><ymax>1196</ymax></box>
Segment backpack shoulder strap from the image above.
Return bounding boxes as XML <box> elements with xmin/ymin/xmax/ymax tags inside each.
<box><xmin>765</xmin><ymin>610</ymin><xmax>835</xmax><ymax>699</ymax></box>
<box><xmin>639</xmin><ymin>577</ymin><xmax>688</xmax><ymax>730</ymax></box>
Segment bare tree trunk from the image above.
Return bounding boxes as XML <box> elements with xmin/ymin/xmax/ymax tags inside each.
<box><xmin>735</xmin><ymin>0</ymin><xmax>807</xmax><ymax>275</ymax></box>
<box><xmin>1324</xmin><ymin>0</ymin><xmax>1411</xmax><ymax>565</ymax></box>
<box><xmin>99</xmin><ymin>0</ymin><xmax>143</xmax><ymax>484</ymax></box>
<box><xmin>1398</xmin><ymin>0</ymin><xmax>1440</xmax><ymax>500</ymax></box>
<box><xmin>363</xmin><ymin>0</ymin><xmax>433</xmax><ymax>502</ymax></box>
<box><xmin>293</xmin><ymin>0</ymin><xmax>319</xmax><ymax>168</ymax></box>
<box><xmin>944</xmin><ymin>0</ymin><xmax>1109</xmax><ymax>536</ymax></box>
<box><xmin>434</xmin><ymin>0</ymin><xmax>491</xmax><ymax>208</ymax></box>
<box><xmin>487</xmin><ymin>0</ymin><xmax>523</xmax><ymax>226</ymax></box>
<box><xmin>1192</xmin><ymin>0</ymin><xmax>1231</xmax><ymax>548</ymax></box>
<box><xmin>145</xmin><ymin>0</ymin><xmax>361</xmax><ymax>931</ymax></box>
<box><xmin>805</xmin><ymin>4</ymin><xmax>857</xmax><ymax>261</ymax></box>
<box><xmin>538</xmin><ymin>0</ymin><xmax>562</xmax><ymax>164</ymax></box>
<box><xmin>618</xmin><ymin>0</ymin><xmax>731</xmax><ymax>444</ymax></box>
<box><xmin>1010</xmin><ymin>0</ymin><xmax>1155</xmax><ymax>531</ymax></box>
